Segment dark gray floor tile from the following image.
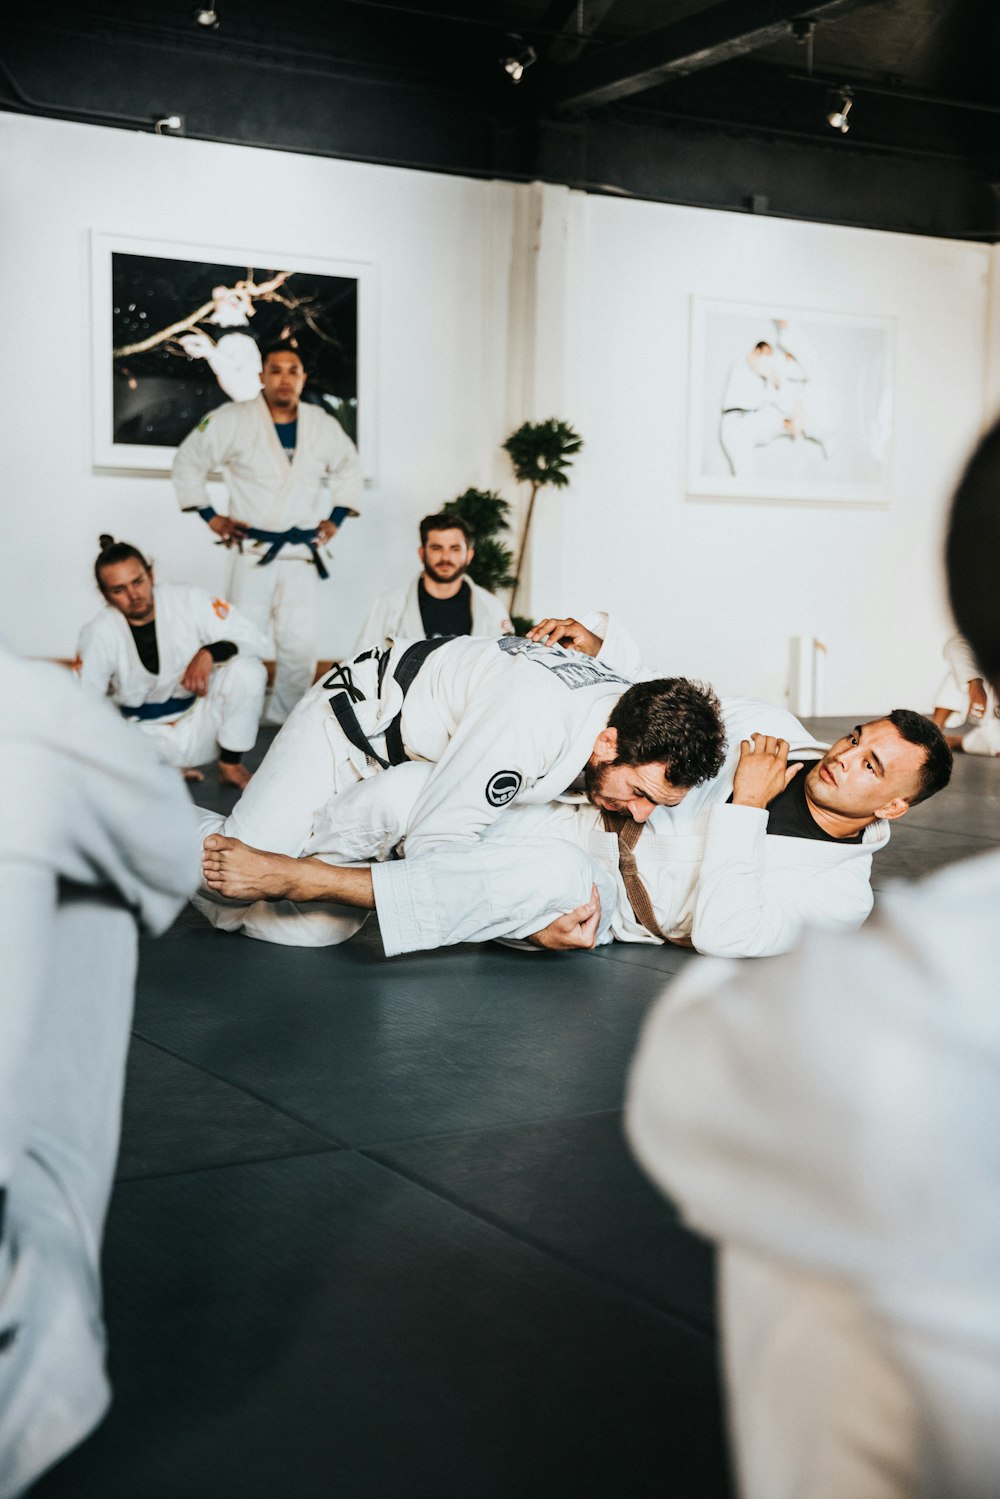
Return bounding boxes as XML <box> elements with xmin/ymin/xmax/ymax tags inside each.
<box><xmin>593</xmin><ymin>940</ymin><xmax>699</xmax><ymax>976</ymax></box>
<box><xmin>35</xmin><ymin>1152</ymin><xmax>730</xmax><ymax>1499</ymax></box>
<box><xmin>133</xmin><ymin>927</ymin><xmax>675</xmax><ymax>1145</ymax></box>
<box><xmin>118</xmin><ymin>1037</ymin><xmax>340</xmax><ymax>1181</ymax></box>
<box><xmin>371</xmin><ymin>1110</ymin><xmax>716</xmax><ymax>1332</ymax></box>
<box><xmin>872</xmin><ymin>824</ymin><xmax>997</xmax><ymax>885</ymax></box>
<box><xmin>900</xmin><ymin>787</ymin><xmax>1000</xmax><ymax>840</ymax></box>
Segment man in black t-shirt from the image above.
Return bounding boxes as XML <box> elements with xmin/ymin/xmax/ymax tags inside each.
<box><xmin>354</xmin><ymin>513</ymin><xmax>513</xmax><ymax>650</ymax></box>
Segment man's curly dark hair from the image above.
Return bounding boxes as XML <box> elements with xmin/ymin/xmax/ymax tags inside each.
<box><xmin>607</xmin><ymin>678</ymin><xmax>726</xmax><ymax>788</ymax></box>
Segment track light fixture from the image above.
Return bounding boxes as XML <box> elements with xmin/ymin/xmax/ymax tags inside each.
<box><xmin>193</xmin><ymin>5</ymin><xmax>220</xmax><ymax>27</ymax></box>
<box><xmin>501</xmin><ymin>37</ymin><xmax>536</xmax><ymax>85</ymax></box>
<box><xmin>153</xmin><ymin>114</ymin><xmax>185</xmax><ymax>135</ymax></box>
<box><xmin>827</xmin><ymin>87</ymin><xmax>853</xmax><ymax>133</ymax></box>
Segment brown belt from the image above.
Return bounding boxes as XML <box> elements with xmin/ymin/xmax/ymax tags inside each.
<box><xmin>600</xmin><ymin>810</ymin><xmax>667</xmax><ymax>941</ymax></box>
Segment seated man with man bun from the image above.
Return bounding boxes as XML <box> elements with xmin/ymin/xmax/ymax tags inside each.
<box><xmin>76</xmin><ymin>536</ymin><xmax>268</xmax><ymax>788</ymax></box>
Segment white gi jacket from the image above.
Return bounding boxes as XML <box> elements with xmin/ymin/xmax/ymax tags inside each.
<box><xmin>196</xmin><ymin>634</ymin><xmax>637</xmax><ymax>945</ymax></box>
<box><xmin>76</xmin><ymin>583</ymin><xmax>268</xmax><ymax>720</ymax></box>
<box><xmin>171</xmin><ymin>393</ymin><xmax>362</xmax><ymax>561</ymax></box>
<box><xmin>367</xmin><ymin>696</ymin><xmax>886</xmax><ymax>958</ymax></box>
<box><xmin>0</xmin><ymin>645</ymin><xmax>199</xmax><ymax>1498</ymax></box>
<box><xmin>354</xmin><ymin>575</ymin><xmax>513</xmax><ymax>652</ymax></box>
<box><xmin>626</xmin><ymin>847</ymin><xmax>1000</xmax><ymax>1499</ymax></box>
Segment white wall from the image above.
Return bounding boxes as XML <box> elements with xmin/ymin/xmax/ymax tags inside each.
<box><xmin>0</xmin><ymin>114</ymin><xmax>511</xmax><ymax>660</ymax></box>
<box><xmin>1</xmin><ymin>114</ymin><xmax>996</xmax><ymax>712</ymax></box>
<box><xmin>525</xmin><ymin>188</ymin><xmax>993</xmax><ymax>713</ymax></box>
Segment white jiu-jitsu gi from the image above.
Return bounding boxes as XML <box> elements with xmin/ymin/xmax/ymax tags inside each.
<box><xmin>0</xmin><ymin>644</ymin><xmax>199</xmax><ymax>1499</ymax></box>
<box><xmin>625</xmin><ymin>847</ymin><xmax>1000</xmax><ymax>1499</ymax></box>
<box><xmin>934</xmin><ymin>633</ymin><xmax>1000</xmax><ymax>754</ymax></box>
<box><xmin>193</xmin><ymin>633</ymin><xmax>635</xmax><ymax>945</ymax></box>
<box><xmin>362</xmin><ymin>696</ymin><xmax>885</xmax><ymax>958</ymax></box>
<box><xmin>76</xmin><ymin>582</ymin><xmax>268</xmax><ymax>771</ymax></box>
<box><xmin>172</xmin><ymin>393</ymin><xmax>363</xmax><ymax>722</ymax></box>
<box><xmin>354</xmin><ymin>575</ymin><xmax>513</xmax><ymax>653</ymax></box>
<box><xmin>205</xmin><ymin>690</ymin><xmax>884</xmax><ymax>957</ymax></box>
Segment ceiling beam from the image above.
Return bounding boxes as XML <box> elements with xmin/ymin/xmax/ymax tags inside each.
<box><xmin>550</xmin><ymin>0</ymin><xmax>890</xmax><ymax>114</ymax></box>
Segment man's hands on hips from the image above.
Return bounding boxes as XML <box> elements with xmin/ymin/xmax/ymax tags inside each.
<box><xmin>208</xmin><ymin>515</ymin><xmax>248</xmax><ymax>547</ymax></box>
<box><xmin>731</xmin><ymin>734</ymin><xmax>802</xmax><ymax>809</ymax></box>
<box><xmin>527</xmin><ymin>617</ymin><xmax>602</xmax><ymax>657</ymax></box>
<box><xmin>181</xmin><ymin>648</ymin><xmax>214</xmax><ymax>696</ymax></box>
<box><xmin>314</xmin><ymin>519</ymin><xmax>339</xmax><ymax>546</ymax></box>
<box><xmin>527</xmin><ymin>884</ymin><xmax>602</xmax><ymax>950</ymax></box>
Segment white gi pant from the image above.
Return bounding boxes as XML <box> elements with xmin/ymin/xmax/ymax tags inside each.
<box><xmin>194</xmin><ymin>664</ymin><xmax>389</xmax><ymax>946</ymax></box>
<box><xmin>133</xmin><ymin>655</ymin><xmax>267</xmax><ymax>768</ymax></box>
<box><xmin>1</xmin><ymin>649</ymin><xmax>198</xmax><ymax>1498</ymax></box>
<box><xmin>0</xmin><ymin>883</ymin><xmax>137</xmax><ymax>1499</ymax></box>
<box><xmin>227</xmin><ymin>551</ymin><xmax>318</xmax><ymax>725</ymax></box>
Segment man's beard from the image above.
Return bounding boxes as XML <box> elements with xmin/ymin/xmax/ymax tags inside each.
<box><xmin>424</xmin><ymin>560</ymin><xmax>468</xmax><ymax>586</ymax></box>
<box><xmin>583</xmin><ymin>759</ymin><xmax>611</xmax><ymax>805</ymax></box>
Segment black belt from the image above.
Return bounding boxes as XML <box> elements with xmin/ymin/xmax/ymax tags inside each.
<box><xmin>324</xmin><ymin>636</ymin><xmax>455</xmax><ymax>769</ymax></box>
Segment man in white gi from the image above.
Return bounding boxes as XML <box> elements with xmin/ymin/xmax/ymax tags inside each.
<box><xmin>0</xmin><ymin>641</ymin><xmax>199</xmax><ymax>1498</ymax></box>
<box><xmin>931</xmin><ymin>632</ymin><xmax>1000</xmax><ymax>754</ymax></box>
<box><xmin>623</xmin><ymin>418</ymin><xmax>1000</xmax><ymax>1499</ymax></box>
<box><xmin>77</xmin><ymin>537</ymin><xmax>268</xmax><ymax>789</ymax></box>
<box><xmin>199</xmin><ymin>695</ymin><xmax>948</xmax><ymax>959</ymax></box>
<box><xmin>355</xmin><ymin>512</ymin><xmax>513</xmax><ymax>650</ymax></box>
<box><xmin>193</xmin><ymin>632</ymin><xmax>727</xmax><ymax>945</ymax></box>
<box><xmin>172</xmin><ymin>340</ymin><xmax>363</xmax><ymax>724</ymax></box>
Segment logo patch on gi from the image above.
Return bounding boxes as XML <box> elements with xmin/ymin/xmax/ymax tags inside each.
<box><xmin>197</xmin><ymin>414</ymin><xmax>212</xmax><ymax>432</ymax></box>
<box><xmin>486</xmin><ymin>770</ymin><xmax>522</xmax><ymax>807</ymax></box>
<box><xmin>211</xmin><ymin>597</ymin><xmax>231</xmax><ymax>620</ymax></box>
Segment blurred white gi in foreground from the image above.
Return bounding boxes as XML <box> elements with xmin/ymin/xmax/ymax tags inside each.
<box><xmin>0</xmin><ymin>645</ymin><xmax>199</xmax><ymax>1497</ymax></box>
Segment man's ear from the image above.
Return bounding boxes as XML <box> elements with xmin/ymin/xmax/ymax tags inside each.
<box><xmin>875</xmin><ymin>796</ymin><xmax>909</xmax><ymax>822</ymax></box>
<box><xmin>592</xmin><ymin>726</ymin><xmax>618</xmax><ymax>764</ymax></box>
<box><xmin>466</xmin><ymin>545</ymin><xmax>475</xmax><ymax>562</ymax></box>
<box><xmin>417</xmin><ymin>545</ymin><xmax>426</xmax><ymax>566</ymax></box>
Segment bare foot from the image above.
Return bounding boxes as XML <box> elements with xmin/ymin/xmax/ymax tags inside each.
<box><xmin>945</xmin><ymin>734</ymin><xmax>964</xmax><ymax>752</ymax></box>
<box><xmin>217</xmin><ymin>760</ymin><xmax>253</xmax><ymax>790</ymax></box>
<box><xmin>202</xmin><ymin>834</ymin><xmax>301</xmax><ymax>900</ymax></box>
<box><xmin>182</xmin><ymin>767</ymin><xmax>205</xmax><ymax>782</ymax></box>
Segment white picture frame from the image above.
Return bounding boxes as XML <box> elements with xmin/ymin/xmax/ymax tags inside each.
<box><xmin>90</xmin><ymin>231</ymin><xmax>376</xmax><ymax>477</ymax></box>
<box><xmin>687</xmin><ymin>297</ymin><xmax>894</xmax><ymax>504</ymax></box>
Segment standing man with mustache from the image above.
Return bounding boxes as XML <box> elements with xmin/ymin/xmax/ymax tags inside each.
<box><xmin>173</xmin><ymin>341</ymin><xmax>362</xmax><ymax>725</ymax></box>
<box><xmin>354</xmin><ymin>513</ymin><xmax>513</xmax><ymax>651</ymax></box>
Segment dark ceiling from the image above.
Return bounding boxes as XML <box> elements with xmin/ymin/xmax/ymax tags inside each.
<box><xmin>4</xmin><ymin>0</ymin><xmax>1000</xmax><ymax>239</ymax></box>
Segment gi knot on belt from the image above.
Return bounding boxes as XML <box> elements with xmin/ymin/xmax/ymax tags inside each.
<box><xmin>242</xmin><ymin>526</ymin><xmax>331</xmax><ymax>579</ymax></box>
<box><xmin>601</xmin><ymin>810</ymin><xmax>666</xmax><ymax>941</ymax></box>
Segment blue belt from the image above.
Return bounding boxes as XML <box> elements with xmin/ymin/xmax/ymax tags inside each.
<box><xmin>244</xmin><ymin>526</ymin><xmax>330</xmax><ymax>580</ymax></box>
<box><xmin>120</xmin><ymin>694</ymin><xmax>196</xmax><ymax>721</ymax></box>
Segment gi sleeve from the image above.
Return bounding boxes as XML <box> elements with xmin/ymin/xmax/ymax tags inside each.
<box><xmin>172</xmin><ymin>406</ymin><xmax>238</xmax><ymax>513</ymax></box>
<box><xmin>75</xmin><ymin>617</ymin><xmax>115</xmax><ymax>699</ymax></box>
<box><xmin>943</xmin><ymin>633</ymin><xmax>985</xmax><ymax>689</ymax></box>
<box><xmin>588</xmin><ymin>613</ymin><xmax>656</xmax><ymax>681</ymax></box>
<box><xmin>193</xmin><ymin>589</ymin><xmax>269</xmax><ymax>660</ymax></box>
<box><xmin>690</xmin><ymin>803</ymin><xmax>874</xmax><ymax>958</ymax></box>
<box><xmin>321</xmin><ymin>415</ymin><xmax>363</xmax><ymax>515</ymax></box>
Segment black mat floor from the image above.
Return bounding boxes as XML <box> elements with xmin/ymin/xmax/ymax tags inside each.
<box><xmin>34</xmin><ymin>718</ymin><xmax>1000</xmax><ymax>1498</ymax></box>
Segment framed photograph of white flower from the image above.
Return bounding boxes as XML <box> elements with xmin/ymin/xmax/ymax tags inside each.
<box><xmin>90</xmin><ymin>232</ymin><xmax>376</xmax><ymax>475</ymax></box>
<box><xmin>687</xmin><ymin>298</ymin><xmax>894</xmax><ymax>504</ymax></box>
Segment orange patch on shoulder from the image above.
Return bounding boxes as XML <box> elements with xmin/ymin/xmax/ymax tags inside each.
<box><xmin>212</xmin><ymin>597</ymin><xmax>231</xmax><ymax>620</ymax></box>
